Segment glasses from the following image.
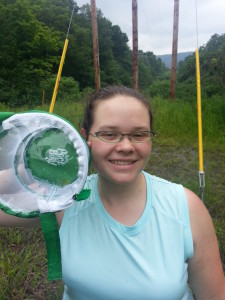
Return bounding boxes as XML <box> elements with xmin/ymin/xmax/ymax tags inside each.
<box><xmin>89</xmin><ymin>130</ymin><xmax>156</xmax><ymax>143</ymax></box>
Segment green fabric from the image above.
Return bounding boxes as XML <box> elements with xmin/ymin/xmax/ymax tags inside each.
<box><xmin>0</xmin><ymin>202</ymin><xmax>40</xmax><ymax>218</ymax></box>
<box><xmin>39</xmin><ymin>213</ymin><xmax>62</xmax><ymax>280</ymax></box>
<box><xmin>25</xmin><ymin>128</ymin><xmax>79</xmax><ymax>186</ymax></box>
<box><xmin>0</xmin><ymin>112</ymin><xmax>14</xmax><ymax>125</ymax></box>
<box><xmin>75</xmin><ymin>189</ymin><xmax>91</xmax><ymax>201</ymax></box>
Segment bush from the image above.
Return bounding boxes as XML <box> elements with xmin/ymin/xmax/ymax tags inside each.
<box><xmin>147</xmin><ymin>80</ymin><xmax>170</xmax><ymax>99</ymax></box>
<box><xmin>175</xmin><ymin>81</ymin><xmax>197</xmax><ymax>101</ymax></box>
<box><xmin>41</xmin><ymin>76</ymin><xmax>80</xmax><ymax>103</ymax></box>
<box><xmin>0</xmin><ymin>84</ymin><xmax>42</xmax><ymax>109</ymax></box>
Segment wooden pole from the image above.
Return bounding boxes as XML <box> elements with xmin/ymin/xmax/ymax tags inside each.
<box><xmin>132</xmin><ymin>0</ymin><xmax>138</xmax><ymax>90</ymax></box>
<box><xmin>42</xmin><ymin>90</ymin><xmax>45</xmax><ymax>107</ymax></box>
<box><xmin>170</xmin><ymin>0</ymin><xmax>179</xmax><ymax>100</ymax></box>
<box><xmin>90</xmin><ymin>0</ymin><xmax>101</xmax><ymax>91</ymax></box>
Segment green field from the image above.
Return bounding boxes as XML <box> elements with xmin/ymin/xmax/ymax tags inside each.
<box><xmin>0</xmin><ymin>97</ymin><xmax>224</xmax><ymax>299</ymax></box>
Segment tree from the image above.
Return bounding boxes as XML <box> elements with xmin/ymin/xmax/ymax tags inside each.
<box><xmin>177</xmin><ymin>34</ymin><xmax>225</xmax><ymax>98</ymax></box>
<box><xmin>138</xmin><ymin>51</ymin><xmax>167</xmax><ymax>90</ymax></box>
<box><xmin>0</xmin><ymin>0</ymin><xmax>61</xmax><ymax>105</ymax></box>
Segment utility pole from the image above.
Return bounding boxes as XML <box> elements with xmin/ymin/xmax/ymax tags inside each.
<box><xmin>132</xmin><ymin>0</ymin><xmax>138</xmax><ymax>90</ymax></box>
<box><xmin>170</xmin><ymin>0</ymin><xmax>179</xmax><ymax>100</ymax></box>
<box><xmin>90</xmin><ymin>0</ymin><xmax>100</xmax><ymax>91</ymax></box>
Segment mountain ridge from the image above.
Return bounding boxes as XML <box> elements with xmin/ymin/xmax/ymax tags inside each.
<box><xmin>157</xmin><ymin>51</ymin><xmax>194</xmax><ymax>68</ymax></box>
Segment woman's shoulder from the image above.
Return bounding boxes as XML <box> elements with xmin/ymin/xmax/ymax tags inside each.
<box><xmin>183</xmin><ymin>187</ymin><xmax>213</xmax><ymax>241</ymax></box>
<box><xmin>145</xmin><ymin>172</ymin><xmax>185</xmax><ymax>204</ymax></box>
<box><xmin>144</xmin><ymin>172</ymin><xmax>182</xmax><ymax>189</ymax></box>
<box><xmin>144</xmin><ymin>172</ymin><xmax>192</xmax><ymax>224</ymax></box>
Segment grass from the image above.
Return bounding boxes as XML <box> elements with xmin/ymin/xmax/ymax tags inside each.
<box><xmin>0</xmin><ymin>228</ymin><xmax>64</xmax><ymax>299</ymax></box>
<box><xmin>0</xmin><ymin>96</ymin><xmax>224</xmax><ymax>299</ymax></box>
<box><xmin>150</xmin><ymin>96</ymin><xmax>225</xmax><ymax>150</ymax></box>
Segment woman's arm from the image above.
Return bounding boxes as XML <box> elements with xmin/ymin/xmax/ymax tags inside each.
<box><xmin>0</xmin><ymin>209</ymin><xmax>65</xmax><ymax>228</ymax></box>
<box><xmin>185</xmin><ymin>188</ymin><xmax>225</xmax><ymax>300</ymax></box>
<box><xmin>0</xmin><ymin>208</ymin><xmax>40</xmax><ymax>227</ymax></box>
<box><xmin>56</xmin><ymin>210</ymin><xmax>64</xmax><ymax>227</ymax></box>
<box><xmin>0</xmin><ymin>166</ymin><xmax>65</xmax><ymax>227</ymax></box>
<box><xmin>0</xmin><ymin>167</ymin><xmax>41</xmax><ymax>227</ymax></box>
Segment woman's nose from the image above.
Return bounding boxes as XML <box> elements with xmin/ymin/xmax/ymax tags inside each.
<box><xmin>115</xmin><ymin>136</ymin><xmax>134</xmax><ymax>151</ymax></box>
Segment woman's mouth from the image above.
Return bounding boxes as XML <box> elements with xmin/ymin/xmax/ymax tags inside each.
<box><xmin>109</xmin><ymin>160</ymin><xmax>136</xmax><ymax>165</ymax></box>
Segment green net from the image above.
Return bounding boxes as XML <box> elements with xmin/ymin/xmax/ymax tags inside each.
<box><xmin>25</xmin><ymin>128</ymin><xmax>79</xmax><ymax>186</ymax></box>
<box><xmin>0</xmin><ymin>111</ymin><xmax>90</xmax><ymax>215</ymax></box>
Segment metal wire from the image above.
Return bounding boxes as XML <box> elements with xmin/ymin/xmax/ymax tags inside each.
<box><xmin>66</xmin><ymin>1</ymin><xmax>76</xmax><ymax>39</ymax></box>
<box><xmin>195</xmin><ymin>0</ymin><xmax>199</xmax><ymax>49</ymax></box>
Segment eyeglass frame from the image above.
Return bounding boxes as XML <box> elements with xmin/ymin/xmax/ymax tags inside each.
<box><xmin>88</xmin><ymin>130</ymin><xmax>156</xmax><ymax>143</ymax></box>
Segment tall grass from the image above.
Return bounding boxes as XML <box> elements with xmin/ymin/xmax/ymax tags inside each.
<box><xmin>150</xmin><ymin>96</ymin><xmax>225</xmax><ymax>150</ymax></box>
<box><xmin>1</xmin><ymin>95</ymin><xmax>224</xmax><ymax>150</ymax></box>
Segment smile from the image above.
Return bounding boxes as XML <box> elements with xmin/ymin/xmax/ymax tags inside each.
<box><xmin>109</xmin><ymin>160</ymin><xmax>136</xmax><ymax>165</ymax></box>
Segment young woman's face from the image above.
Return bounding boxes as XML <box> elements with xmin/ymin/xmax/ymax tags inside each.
<box><xmin>86</xmin><ymin>95</ymin><xmax>152</xmax><ymax>186</ymax></box>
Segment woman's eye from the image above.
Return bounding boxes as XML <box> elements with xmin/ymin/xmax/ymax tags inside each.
<box><xmin>99</xmin><ymin>132</ymin><xmax>119</xmax><ymax>140</ymax></box>
<box><xmin>133</xmin><ymin>132</ymin><xmax>145</xmax><ymax>137</ymax></box>
<box><xmin>102</xmin><ymin>132</ymin><xmax>117</xmax><ymax>137</ymax></box>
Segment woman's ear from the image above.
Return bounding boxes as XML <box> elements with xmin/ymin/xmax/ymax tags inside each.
<box><xmin>80</xmin><ymin>128</ymin><xmax>92</xmax><ymax>148</ymax></box>
<box><xmin>80</xmin><ymin>128</ymin><xmax>87</xmax><ymax>139</ymax></box>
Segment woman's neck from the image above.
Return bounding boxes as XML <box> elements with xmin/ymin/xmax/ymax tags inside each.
<box><xmin>97</xmin><ymin>173</ymin><xmax>147</xmax><ymax>226</ymax></box>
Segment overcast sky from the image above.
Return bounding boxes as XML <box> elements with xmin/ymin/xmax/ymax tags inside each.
<box><xmin>75</xmin><ymin>0</ymin><xmax>225</xmax><ymax>55</ymax></box>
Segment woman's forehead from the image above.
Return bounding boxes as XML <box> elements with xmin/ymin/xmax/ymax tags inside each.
<box><xmin>92</xmin><ymin>95</ymin><xmax>150</xmax><ymax>127</ymax></box>
<box><xmin>94</xmin><ymin>95</ymin><xmax>147</xmax><ymax>112</ymax></box>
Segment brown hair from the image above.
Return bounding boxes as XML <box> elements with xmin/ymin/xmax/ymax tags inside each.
<box><xmin>82</xmin><ymin>85</ymin><xmax>153</xmax><ymax>134</ymax></box>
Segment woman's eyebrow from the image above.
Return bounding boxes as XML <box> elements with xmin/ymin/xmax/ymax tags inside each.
<box><xmin>96</xmin><ymin>125</ymin><xmax>150</xmax><ymax>131</ymax></box>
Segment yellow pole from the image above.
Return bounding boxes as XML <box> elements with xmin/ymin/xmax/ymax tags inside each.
<box><xmin>195</xmin><ymin>48</ymin><xmax>205</xmax><ymax>201</ymax></box>
<box><xmin>49</xmin><ymin>38</ymin><xmax>69</xmax><ymax>113</ymax></box>
<box><xmin>195</xmin><ymin>49</ymin><xmax>203</xmax><ymax>171</ymax></box>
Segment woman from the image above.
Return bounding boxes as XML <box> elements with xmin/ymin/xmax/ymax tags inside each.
<box><xmin>1</xmin><ymin>86</ymin><xmax>225</xmax><ymax>299</ymax></box>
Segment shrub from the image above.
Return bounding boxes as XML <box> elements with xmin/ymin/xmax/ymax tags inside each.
<box><xmin>41</xmin><ymin>76</ymin><xmax>80</xmax><ymax>103</ymax></box>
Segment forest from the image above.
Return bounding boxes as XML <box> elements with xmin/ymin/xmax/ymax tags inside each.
<box><xmin>0</xmin><ymin>0</ymin><xmax>224</xmax><ymax>107</ymax></box>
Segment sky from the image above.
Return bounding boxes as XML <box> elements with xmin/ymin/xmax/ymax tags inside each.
<box><xmin>75</xmin><ymin>0</ymin><xmax>225</xmax><ymax>55</ymax></box>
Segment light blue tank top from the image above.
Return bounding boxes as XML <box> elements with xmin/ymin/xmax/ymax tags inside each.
<box><xmin>59</xmin><ymin>172</ymin><xmax>194</xmax><ymax>300</ymax></box>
